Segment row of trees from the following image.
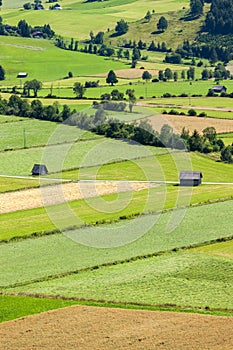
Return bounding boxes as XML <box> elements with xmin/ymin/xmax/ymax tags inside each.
<box><xmin>201</xmin><ymin>64</ymin><xmax>231</xmax><ymax>80</ymax></box>
<box><xmin>0</xmin><ymin>17</ymin><xmax>54</xmax><ymax>39</ymax></box>
<box><xmin>181</xmin><ymin>127</ymin><xmax>225</xmax><ymax>153</ymax></box>
<box><xmin>0</xmin><ymin>94</ymin><xmax>76</xmax><ymax>122</ymax></box>
<box><xmin>66</xmin><ymin>106</ymin><xmax>229</xmax><ymax>160</ymax></box>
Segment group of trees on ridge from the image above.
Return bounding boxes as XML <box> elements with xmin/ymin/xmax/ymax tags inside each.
<box><xmin>0</xmin><ymin>17</ymin><xmax>54</xmax><ymax>38</ymax></box>
<box><xmin>0</xmin><ymin>94</ymin><xmax>75</xmax><ymax>123</ymax></box>
<box><xmin>0</xmin><ymin>92</ymin><xmax>232</xmax><ymax>162</ymax></box>
<box><xmin>66</xmin><ymin>105</ymin><xmax>232</xmax><ymax>161</ymax></box>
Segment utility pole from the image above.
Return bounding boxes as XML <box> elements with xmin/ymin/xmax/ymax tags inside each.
<box><xmin>23</xmin><ymin>128</ymin><xmax>26</xmax><ymax>148</ymax></box>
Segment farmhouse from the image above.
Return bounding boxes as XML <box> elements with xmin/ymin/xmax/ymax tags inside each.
<box><xmin>211</xmin><ymin>85</ymin><xmax>227</xmax><ymax>93</ymax></box>
<box><xmin>179</xmin><ymin>171</ymin><xmax>202</xmax><ymax>186</ymax></box>
<box><xmin>32</xmin><ymin>164</ymin><xmax>48</xmax><ymax>176</ymax></box>
<box><xmin>32</xmin><ymin>31</ymin><xmax>44</xmax><ymax>39</ymax></box>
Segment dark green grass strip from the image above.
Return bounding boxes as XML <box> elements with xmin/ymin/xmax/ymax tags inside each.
<box><xmin>0</xmin><ymin>294</ymin><xmax>79</xmax><ymax>323</ymax></box>
<box><xmin>1</xmin><ymin>292</ymin><xmax>232</xmax><ymax>321</ymax></box>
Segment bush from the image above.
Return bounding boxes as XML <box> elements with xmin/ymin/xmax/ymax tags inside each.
<box><xmin>168</xmin><ymin>109</ymin><xmax>179</xmax><ymax>115</ymax></box>
<box><xmin>188</xmin><ymin>109</ymin><xmax>197</xmax><ymax>116</ymax></box>
<box><xmin>198</xmin><ymin>112</ymin><xmax>207</xmax><ymax>117</ymax></box>
<box><xmin>163</xmin><ymin>92</ymin><xmax>172</xmax><ymax>98</ymax></box>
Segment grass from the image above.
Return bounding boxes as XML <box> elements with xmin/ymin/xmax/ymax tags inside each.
<box><xmin>0</xmin><ymin>117</ymin><xmax>100</xmax><ymax>151</ymax></box>
<box><xmin>0</xmin><ymin>176</ymin><xmax>50</xmax><ymax>193</ymax></box>
<box><xmin>0</xmin><ymin>294</ymin><xmax>79</xmax><ymax>323</ymax></box>
<box><xmin>2</xmin><ymin>0</ymin><xmax>189</xmax><ymax>40</ymax></box>
<box><xmin>1</xmin><ymin>182</ymin><xmax>233</xmax><ymax>241</ymax></box>
<box><xmin>218</xmin><ymin>132</ymin><xmax>233</xmax><ymax>145</ymax></box>
<box><xmin>76</xmin><ymin>151</ymin><xmax>233</xmax><ymax>183</ymax></box>
<box><xmin>147</xmin><ymin>96</ymin><xmax>233</xmax><ymax>109</ymax></box>
<box><xmin>1</xmin><ymin>199</ymin><xmax>233</xmax><ymax>287</ymax></box>
<box><xmin>153</xmin><ymin>107</ymin><xmax>233</xmax><ymax>120</ymax></box>
<box><xmin>4</xmin><ymin>251</ymin><xmax>233</xmax><ymax>310</ymax></box>
<box><xmin>0</xmin><ymin>36</ymin><xmax>126</xmax><ymax>84</ymax></box>
<box><xmin>83</xmin><ymin>81</ymin><xmax>233</xmax><ymax>100</ymax></box>
<box><xmin>192</xmin><ymin>240</ymin><xmax>233</xmax><ymax>259</ymax></box>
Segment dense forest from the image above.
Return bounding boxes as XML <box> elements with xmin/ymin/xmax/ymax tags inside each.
<box><xmin>205</xmin><ymin>0</ymin><xmax>233</xmax><ymax>34</ymax></box>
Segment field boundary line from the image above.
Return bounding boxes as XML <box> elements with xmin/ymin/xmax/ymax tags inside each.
<box><xmin>1</xmin><ymin>234</ymin><xmax>233</xmax><ymax>290</ymax></box>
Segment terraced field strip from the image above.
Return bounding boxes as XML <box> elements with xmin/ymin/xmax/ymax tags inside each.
<box><xmin>0</xmin><ymin>180</ymin><xmax>154</xmax><ymax>214</ymax></box>
<box><xmin>1</xmin><ymin>199</ymin><xmax>233</xmax><ymax>288</ymax></box>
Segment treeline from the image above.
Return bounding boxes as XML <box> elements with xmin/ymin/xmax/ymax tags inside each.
<box><xmin>176</xmin><ymin>40</ymin><xmax>232</xmax><ymax>63</ymax></box>
<box><xmin>0</xmin><ymin>95</ymin><xmax>75</xmax><ymax>122</ymax></box>
<box><xmin>0</xmin><ymin>17</ymin><xmax>54</xmax><ymax>38</ymax></box>
<box><xmin>65</xmin><ymin>105</ymin><xmax>229</xmax><ymax>159</ymax></box>
<box><xmin>205</xmin><ymin>0</ymin><xmax>233</xmax><ymax>35</ymax></box>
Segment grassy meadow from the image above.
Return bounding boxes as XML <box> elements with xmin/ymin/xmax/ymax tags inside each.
<box><xmin>5</xmin><ymin>251</ymin><xmax>233</xmax><ymax>310</ymax></box>
<box><xmin>1</xmin><ymin>0</ymin><xmax>233</xmax><ymax>323</ymax></box>
<box><xmin>1</xmin><ymin>199</ymin><xmax>233</xmax><ymax>288</ymax></box>
<box><xmin>2</xmin><ymin>0</ymin><xmax>190</xmax><ymax>40</ymax></box>
<box><xmin>0</xmin><ymin>294</ymin><xmax>78</xmax><ymax>323</ymax></box>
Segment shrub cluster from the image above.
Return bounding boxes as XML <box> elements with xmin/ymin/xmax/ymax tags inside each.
<box><xmin>0</xmin><ymin>94</ymin><xmax>75</xmax><ymax>122</ymax></box>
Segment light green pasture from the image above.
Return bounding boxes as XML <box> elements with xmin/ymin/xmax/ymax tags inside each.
<box><xmin>6</xmin><ymin>251</ymin><xmax>233</xmax><ymax>310</ymax></box>
<box><xmin>1</xmin><ymin>199</ymin><xmax>233</xmax><ymax>287</ymax></box>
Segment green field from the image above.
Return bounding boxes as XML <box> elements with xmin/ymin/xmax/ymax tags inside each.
<box><xmin>147</xmin><ymin>96</ymin><xmax>233</xmax><ymax>109</ymax></box>
<box><xmin>33</xmin><ymin>81</ymin><xmax>233</xmax><ymax>100</ymax></box>
<box><xmin>1</xmin><ymin>0</ymin><xmax>233</xmax><ymax>323</ymax></box>
<box><xmin>0</xmin><ymin>36</ymin><xmax>126</xmax><ymax>84</ymax></box>
<box><xmin>0</xmin><ymin>295</ymin><xmax>78</xmax><ymax>323</ymax></box>
<box><xmin>2</xmin><ymin>0</ymin><xmax>189</xmax><ymax>40</ymax></box>
<box><xmin>1</xmin><ymin>199</ymin><xmax>233</xmax><ymax>288</ymax></box>
<box><xmin>1</xmin><ymin>182</ymin><xmax>233</xmax><ymax>241</ymax></box>
<box><xmin>0</xmin><ymin>117</ymin><xmax>100</xmax><ymax>151</ymax></box>
<box><xmin>76</xmin><ymin>152</ymin><xmax>233</xmax><ymax>183</ymax></box>
<box><xmin>6</xmin><ymin>251</ymin><xmax>233</xmax><ymax>310</ymax></box>
<box><xmin>153</xmin><ymin>107</ymin><xmax>233</xmax><ymax>120</ymax></box>
<box><xmin>193</xmin><ymin>240</ymin><xmax>233</xmax><ymax>259</ymax></box>
<box><xmin>218</xmin><ymin>132</ymin><xmax>233</xmax><ymax>145</ymax></box>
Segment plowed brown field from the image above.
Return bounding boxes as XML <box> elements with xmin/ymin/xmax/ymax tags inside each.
<box><xmin>147</xmin><ymin>114</ymin><xmax>233</xmax><ymax>134</ymax></box>
<box><xmin>0</xmin><ymin>305</ymin><xmax>232</xmax><ymax>350</ymax></box>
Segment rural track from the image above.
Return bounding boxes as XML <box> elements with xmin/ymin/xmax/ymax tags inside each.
<box><xmin>0</xmin><ymin>176</ymin><xmax>232</xmax><ymax>214</ymax></box>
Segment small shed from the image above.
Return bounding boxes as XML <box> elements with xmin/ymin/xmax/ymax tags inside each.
<box><xmin>179</xmin><ymin>171</ymin><xmax>202</xmax><ymax>186</ymax></box>
<box><xmin>211</xmin><ymin>85</ymin><xmax>227</xmax><ymax>93</ymax></box>
<box><xmin>17</xmin><ymin>72</ymin><xmax>28</xmax><ymax>78</ymax></box>
<box><xmin>53</xmin><ymin>3</ymin><xmax>62</xmax><ymax>9</ymax></box>
<box><xmin>32</xmin><ymin>164</ymin><xmax>48</xmax><ymax>176</ymax></box>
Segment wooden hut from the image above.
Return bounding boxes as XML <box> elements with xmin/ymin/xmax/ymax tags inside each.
<box><xmin>179</xmin><ymin>171</ymin><xmax>202</xmax><ymax>186</ymax></box>
<box><xmin>32</xmin><ymin>164</ymin><xmax>48</xmax><ymax>176</ymax></box>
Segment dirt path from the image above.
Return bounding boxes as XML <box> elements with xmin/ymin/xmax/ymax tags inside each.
<box><xmin>0</xmin><ymin>181</ymin><xmax>155</xmax><ymax>214</ymax></box>
<box><xmin>0</xmin><ymin>305</ymin><xmax>233</xmax><ymax>350</ymax></box>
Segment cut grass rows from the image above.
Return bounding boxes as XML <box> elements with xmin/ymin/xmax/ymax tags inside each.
<box><xmin>1</xmin><ymin>184</ymin><xmax>233</xmax><ymax>242</ymax></box>
<box><xmin>5</xmin><ymin>251</ymin><xmax>232</xmax><ymax>310</ymax></box>
<box><xmin>0</xmin><ymin>199</ymin><xmax>233</xmax><ymax>287</ymax></box>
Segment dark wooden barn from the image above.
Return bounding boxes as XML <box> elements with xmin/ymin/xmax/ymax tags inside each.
<box><xmin>179</xmin><ymin>171</ymin><xmax>202</xmax><ymax>186</ymax></box>
<box><xmin>32</xmin><ymin>164</ymin><xmax>48</xmax><ymax>176</ymax></box>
